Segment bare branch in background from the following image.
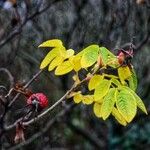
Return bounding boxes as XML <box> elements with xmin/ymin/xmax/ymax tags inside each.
<box><xmin>8</xmin><ymin>104</ymin><xmax>75</xmax><ymax>150</ymax></box>
<box><xmin>0</xmin><ymin>0</ymin><xmax>63</xmax><ymax>48</ymax></box>
<box><xmin>0</xmin><ymin>68</ymin><xmax>14</xmax><ymax>88</ymax></box>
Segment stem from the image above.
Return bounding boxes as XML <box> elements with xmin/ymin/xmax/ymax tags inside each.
<box><xmin>8</xmin><ymin>70</ymin><xmax>43</xmax><ymax>107</ymax></box>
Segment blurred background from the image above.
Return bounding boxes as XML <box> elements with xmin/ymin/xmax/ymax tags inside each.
<box><xmin>0</xmin><ymin>0</ymin><xmax>150</xmax><ymax>149</ymax></box>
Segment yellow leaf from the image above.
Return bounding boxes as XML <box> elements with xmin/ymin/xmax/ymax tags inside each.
<box><xmin>116</xmin><ymin>89</ymin><xmax>137</xmax><ymax>123</ymax></box>
<box><xmin>111</xmin><ymin>78</ymin><xmax>121</xmax><ymax>87</ymax></box>
<box><xmin>94</xmin><ymin>79</ymin><xmax>111</xmax><ymax>102</ymax></box>
<box><xmin>55</xmin><ymin>60</ymin><xmax>73</xmax><ymax>75</ymax></box>
<box><xmin>88</xmin><ymin>75</ymin><xmax>104</xmax><ymax>91</ymax></box>
<box><xmin>112</xmin><ymin>107</ymin><xmax>127</xmax><ymax>126</ymax></box>
<box><xmin>101</xmin><ymin>88</ymin><xmax>117</xmax><ymax>120</ymax></box>
<box><xmin>48</xmin><ymin>56</ymin><xmax>64</xmax><ymax>71</ymax></box>
<box><xmin>118</xmin><ymin>66</ymin><xmax>132</xmax><ymax>84</ymax></box>
<box><xmin>73</xmin><ymin>93</ymin><xmax>82</xmax><ymax>103</ymax></box>
<box><xmin>72</xmin><ymin>74</ymin><xmax>80</xmax><ymax>85</ymax></box>
<box><xmin>40</xmin><ymin>48</ymin><xmax>59</xmax><ymax>69</ymax></box>
<box><xmin>82</xmin><ymin>95</ymin><xmax>94</xmax><ymax>105</ymax></box>
<box><xmin>38</xmin><ymin>39</ymin><xmax>63</xmax><ymax>48</ymax></box>
<box><xmin>76</xmin><ymin>49</ymin><xmax>84</xmax><ymax>57</ymax></box>
<box><xmin>93</xmin><ymin>103</ymin><xmax>102</xmax><ymax>118</ymax></box>
<box><xmin>65</xmin><ymin>49</ymin><xmax>75</xmax><ymax>58</ymax></box>
<box><xmin>59</xmin><ymin>46</ymin><xmax>67</xmax><ymax>57</ymax></box>
<box><xmin>67</xmin><ymin>91</ymin><xmax>81</xmax><ymax>99</ymax></box>
<box><xmin>69</xmin><ymin>55</ymin><xmax>82</xmax><ymax>72</ymax></box>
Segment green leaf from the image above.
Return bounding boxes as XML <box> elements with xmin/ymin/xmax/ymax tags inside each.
<box><xmin>101</xmin><ymin>88</ymin><xmax>117</xmax><ymax>120</ymax></box>
<box><xmin>55</xmin><ymin>60</ymin><xmax>73</xmax><ymax>75</ymax></box>
<box><xmin>81</xmin><ymin>45</ymin><xmax>100</xmax><ymax>68</ymax></box>
<box><xmin>134</xmin><ymin>94</ymin><xmax>147</xmax><ymax>114</ymax></box>
<box><xmin>94</xmin><ymin>79</ymin><xmax>111</xmax><ymax>102</ymax></box>
<box><xmin>40</xmin><ymin>48</ymin><xmax>59</xmax><ymax>69</ymax></box>
<box><xmin>38</xmin><ymin>39</ymin><xmax>63</xmax><ymax>48</ymax></box>
<box><xmin>88</xmin><ymin>75</ymin><xmax>104</xmax><ymax>91</ymax></box>
<box><xmin>111</xmin><ymin>78</ymin><xmax>121</xmax><ymax>87</ymax></box>
<box><xmin>116</xmin><ymin>89</ymin><xmax>137</xmax><ymax>123</ymax></box>
<box><xmin>112</xmin><ymin>107</ymin><xmax>127</xmax><ymax>126</ymax></box>
<box><xmin>48</xmin><ymin>56</ymin><xmax>64</xmax><ymax>71</ymax></box>
<box><xmin>128</xmin><ymin>68</ymin><xmax>137</xmax><ymax>91</ymax></box>
<box><xmin>122</xmin><ymin>86</ymin><xmax>147</xmax><ymax>114</ymax></box>
<box><xmin>82</xmin><ymin>95</ymin><xmax>94</xmax><ymax>105</ymax></box>
<box><xmin>103</xmin><ymin>74</ymin><xmax>118</xmax><ymax>79</ymax></box>
<box><xmin>118</xmin><ymin>66</ymin><xmax>132</xmax><ymax>84</ymax></box>
<box><xmin>93</xmin><ymin>103</ymin><xmax>102</xmax><ymax>118</ymax></box>
<box><xmin>99</xmin><ymin>47</ymin><xmax>115</xmax><ymax>66</ymax></box>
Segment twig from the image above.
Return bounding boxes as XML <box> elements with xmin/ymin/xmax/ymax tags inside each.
<box><xmin>5</xmin><ymin>83</ymin><xmax>75</xmax><ymax>130</ymax></box>
<box><xmin>7</xmin><ymin>104</ymin><xmax>75</xmax><ymax>150</ymax></box>
<box><xmin>0</xmin><ymin>70</ymin><xmax>43</xmax><ymax>137</ymax></box>
<box><xmin>8</xmin><ymin>69</ymin><xmax>43</xmax><ymax>107</ymax></box>
<box><xmin>0</xmin><ymin>0</ymin><xmax>64</xmax><ymax>48</ymax></box>
<box><xmin>0</xmin><ymin>68</ymin><xmax>14</xmax><ymax>88</ymax></box>
<box><xmin>67</xmin><ymin>121</ymin><xmax>105</xmax><ymax>149</ymax></box>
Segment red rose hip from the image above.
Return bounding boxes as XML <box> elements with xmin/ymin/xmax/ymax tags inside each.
<box><xmin>27</xmin><ymin>93</ymin><xmax>48</xmax><ymax>111</ymax></box>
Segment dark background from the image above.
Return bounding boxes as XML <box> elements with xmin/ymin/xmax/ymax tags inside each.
<box><xmin>0</xmin><ymin>0</ymin><xmax>150</xmax><ymax>149</ymax></box>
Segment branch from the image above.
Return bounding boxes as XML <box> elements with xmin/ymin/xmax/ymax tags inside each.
<box><xmin>0</xmin><ymin>70</ymin><xmax>43</xmax><ymax>137</ymax></box>
<box><xmin>7</xmin><ymin>104</ymin><xmax>75</xmax><ymax>150</ymax></box>
<box><xmin>121</xmin><ymin>16</ymin><xmax>150</xmax><ymax>53</ymax></box>
<box><xmin>0</xmin><ymin>0</ymin><xmax>64</xmax><ymax>48</ymax></box>
<box><xmin>67</xmin><ymin>121</ymin><xmax>105</xmax><ymax>149</ymax></box>
<box><xmin>5</xmin><ymin>64</ymin><xmax>101</xmax><ymax>130</ymax></box>
<box><xmin>7</xmin><ymin>69</ymin><xmax>43</xmax><ymax>107</ymax></box>
<box><xmin>0</xmin><ymin>68</ymin><xmax>14</xmax><ymax>88</ymax></box>
<box><xmin>5</xmin><ymin>83</ymin><xmax>75</xmax><ymax>130</ymax></box>
<box><xmin>135</xmin><ymin>16</ymin><xmax>150</xmax><ymax>51</ymax></box>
